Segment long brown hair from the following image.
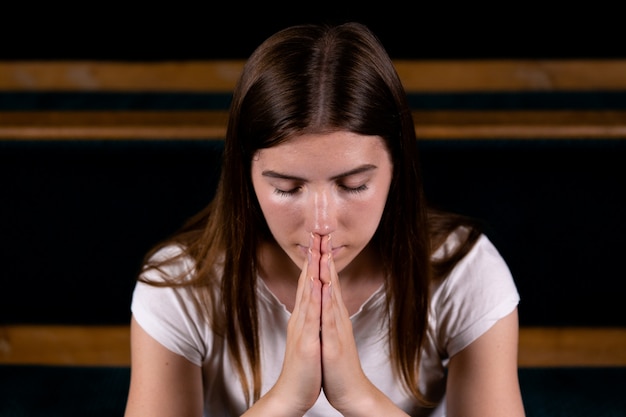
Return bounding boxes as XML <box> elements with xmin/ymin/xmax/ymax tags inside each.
<box><xmin>140</xmin><ymin>21</ymin><xmax>480</xmax><ymax>406</ymax></box>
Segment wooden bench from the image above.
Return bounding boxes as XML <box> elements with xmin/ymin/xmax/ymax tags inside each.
<box><xmin>1</xmin><ymin>60</ymin><xmax>626</xmax><ymax>140</ymax></box>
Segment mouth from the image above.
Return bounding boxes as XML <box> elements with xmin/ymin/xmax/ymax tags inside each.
<box><xmin>297</xmin><ymin>244</ymin><xmax>309</xmax><ymax>258</ymax></box>
<box><xmin>296</xmin><ymin>243</ymin><xmax>343</xmax><ymax>257</ymax></box>
<box><xmin>328</xmin><ymin>246</ymin><xmax>342</xmax><ymax>257</ymax></box>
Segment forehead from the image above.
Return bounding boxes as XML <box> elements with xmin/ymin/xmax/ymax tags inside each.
<box><xmin>253</xmin><ymin>131</ymin><xmax>390</xmax><ymax>169</ymax></box>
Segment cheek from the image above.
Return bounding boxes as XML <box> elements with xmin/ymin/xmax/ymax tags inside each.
<box><xmin>345</xmin><ymin>191</ymin><xmax>389</xmax><ymax>231</ymax></box>
<box><xmin>350</xmin><ymin>200</ymin><xmax>385</xmax><ymax>226</ymax></box>
<box><xmin>258</xmin><ymin>196</ymin><xmax>303</xmax><ymax>229</ymax></box>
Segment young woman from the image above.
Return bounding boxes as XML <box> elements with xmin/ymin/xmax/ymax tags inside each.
<box><xmin>124</xmin><ymin>22</ymin><xmax>526</xmax><ymax>417</ymax></box>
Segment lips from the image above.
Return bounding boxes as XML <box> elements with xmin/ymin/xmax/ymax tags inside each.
<box><xmin>296</xmin><ymin>242</ymin><xmax>342</xmax><ymax>256</ymax></box>
<box><xmin>328</xmin><ymin>245</ymin><xmax>342</xmax><ymax>257</ymax></box>
<box><xmin>297</xmin><ymin>244</ymin><xmax>309</xmax><ymax>258</ymax></box>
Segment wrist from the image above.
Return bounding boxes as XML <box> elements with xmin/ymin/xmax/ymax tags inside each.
<box><xmin>333</xmin><ymin>384</ymin><xmax>409</xmax><ymax>417</ymax></box>
<box><xmin>242</xmin><ymin>390</ymin><xmax>308</xmax><ymax>417</ymax></box>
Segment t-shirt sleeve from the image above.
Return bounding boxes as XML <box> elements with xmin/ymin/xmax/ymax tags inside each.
<box><xmin>130</xmin><ymin>246</ymin><xmax>210</xmax><ymax>366</ymax></box>
<box><xmin>431</xmin><ymin>234</ymin><xmax>520</xmax><ymax>359</ymax></box>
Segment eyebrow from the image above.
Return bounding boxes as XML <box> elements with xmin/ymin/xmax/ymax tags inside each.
<box><xmin>261</xmin><ymin>164</ymin><xmax>378</xmax><ymax>181</ymax></box>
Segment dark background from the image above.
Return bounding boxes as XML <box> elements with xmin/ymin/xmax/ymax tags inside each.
<box><xmin>1</xmin><ymin>2</ymin><xmax>623</xmax><ymax>60</ymax></box>
<box><xmin>1</xmin><ymin>4</ymin><xmax>625</xmax><ymax>328</ymax></box>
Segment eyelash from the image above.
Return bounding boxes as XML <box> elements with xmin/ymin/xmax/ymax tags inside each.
<box><xmin>341</xmin><ymin>184</ymin><xmax>368</xmax><ymax>194</ymax></box>
<box><xmin>273</xmin><ymin>188</ymin><xmax>299</xmax><ymax>197</ymax></box>
<box><xmin>273</xmin><ymin>184</ymin><xmax>368</xmax><ymax>197</ymax></box>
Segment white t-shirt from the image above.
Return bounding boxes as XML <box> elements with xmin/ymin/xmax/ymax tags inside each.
<box><xmin>131</xmin><ymin>232</ymin><xmax>520</xmax><ymax>416</ymax></box>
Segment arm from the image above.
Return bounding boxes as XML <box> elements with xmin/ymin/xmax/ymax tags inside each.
<box><xmin>124</xmin><ymin>316</ymin><xmax>204</xmax><ymax>417</ymax></box>
<box><xmin>446</xmin><ymin>308</ymin><xmax>526</xmax><ymax>417</ymax></box>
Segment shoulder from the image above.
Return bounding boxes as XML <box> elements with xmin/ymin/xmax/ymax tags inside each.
<box><xmin>433</xmin><ymin>229</ymin><xmax>511</xmax><ymax>283</ymax></box>
<box><xmin>432</xmin><ymin>231</ymin><xmax>518</xmax><ymax>303</ymax></box>
<box><xmin>131</xmin><ymin>244</ymin><xmax>218</xmax><ymax>366</ymax></box>
<box><xmin>429</xmin><ymin>231</ymin><xmax>520</xmax><ymax>357</ymax></box>
<box><xmin>140</xmin><ymin>244</ymin><xmax>196</xmax><ymax>283</ymax></box>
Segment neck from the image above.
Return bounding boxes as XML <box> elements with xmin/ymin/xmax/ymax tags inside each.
<box><xmin>256</xmin><ymin>240</ymin><xmax>300</xmax><ymax>312</ymax></box>
<box><xmin>338</xmin><ymin>244</ymin><xmax>386</xmax><ymax>315</ymax></box>
<box><xmin>257</xmin><ymin>240</ymin><xmax>385</xmax><ymax>315</ymax></box>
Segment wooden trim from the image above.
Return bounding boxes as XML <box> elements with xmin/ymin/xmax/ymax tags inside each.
<box><xmin>2</xmin><ymin>110</ymin><xmax>626</xmax><ymax>140</ymax></box>
<box><xmin>1</xmin><ymin>325</ymin><xmax>625</xmax><ymax>367</ymax></box>
<box><xmin>0</xmin><ymin>61</ymin><xmax>245</xmax><ymax>92</ymax></box>
<box><xmin>413</xmin><ymin>110</ymin><xmax>626</xmax><ymax>139</ymax></box>
<box><xmin>518</xmin><ymin>327</ymin><xmax>626</xmax><ymax>367</ymax></box>
<box><xmin>0</xmin><ymin>325</ymin><xmax>130</xmax><ymax>366</ymax></box>
<box><xmin>395</xmin><ymin>60</ymin><xmax>626</xmax><ymax>92</ymax></box>
<box><xmin>0</xmin><ymin>111</ymin><xmax>229</xmax><ymax>140</ymax></box>
<box><xmin>2</xmin><ymin>60</ymin><xmax>626</xmax><ymax>92</ymax></box>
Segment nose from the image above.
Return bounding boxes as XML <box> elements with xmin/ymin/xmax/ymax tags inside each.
<box><xmin>306</xmin><ymin>189</ymin><xmax>337</xmax><ymax>235</ymax></box>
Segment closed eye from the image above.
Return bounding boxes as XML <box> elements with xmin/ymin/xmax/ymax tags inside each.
<box><xmin>339</xmin><ymin>183</ymin><xmax>368</xmax><ymax>194</ymax></box>
<box><xmin>273</xmin><ymin>186</ymin><xmax>301</xmax><ymax>197</ymax></box>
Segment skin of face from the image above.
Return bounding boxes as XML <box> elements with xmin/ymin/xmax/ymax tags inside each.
<box><xmin>251</xmin><ymin>131</ymin><xmax>393</xmax><ymax>279</ymax></box>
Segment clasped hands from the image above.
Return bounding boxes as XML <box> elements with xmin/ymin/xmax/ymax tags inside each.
<box><xmin>267</xmin><ymin>233</ymin><xmax>378</xmax><ymax>416</ymax></box>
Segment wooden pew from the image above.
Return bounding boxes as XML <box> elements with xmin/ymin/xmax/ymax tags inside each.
<box><xmin>1</xmin><ymin>60</ymin><xmax>626</xmax><ymax>140</ymax></box>
<box><xmin>2</xmin><ymin>324</ymin><xmax>626</xmax><ymax>367</ymax></box>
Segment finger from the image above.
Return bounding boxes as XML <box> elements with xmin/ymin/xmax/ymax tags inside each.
<box><xmin>327</xmin><ymin>248</ymin><xmax>343</xmax><ymax>310</ymax></box>
<box><xmin>289</xmin><ymin>256</ymin><xmax>310</xmax><ymax>335</ymax></box>
<box><xmin>320</xmin><ymin>234</ymin><xmax>334</xmax><ymax>329</ymax></box>
<box><xmin>291</xmin><ymin>234</ymin><xmax>322</xmax><ymax>335</ymax></box>
<box><xmin>321</xmin><ymin>252</ymin><xmax>336</xmax><ymax>329</ymax></box>
<box><xmin>321</xmin><ymin>248</ymin><xmax>339</xmax><ymax>327</ymax></box>
<box><xmin>309</xmin><ymin>232</ymin><xmax>321</xmax><ymax>282</ymax></box>
<box><xmin>319</xmin><ymin>234</ymin><xmax>332</xmax><ymax>285</ymax></box>
<box><xmin>292</xmin><ymin>255</ymin><xmax>309</xmax><ymax>312</ymax></box>
<box><xmin>306</xmin><ymin>233</ymin><xmax>322</xmax><ymax>332</ymax></box>
<box><xmin>320</xmin><ymin>234</ymin><xmax>340</xmax><ymax>304</ymax></box>
<box><xmin>294</xmin><ymin>232</ymin><xmax>319</xmax><ymax>314</ymax></box>
<box><xmin>321</xmin><ymin>249</ymin><xmax>350</xmax><ymax>335</ymax></box>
